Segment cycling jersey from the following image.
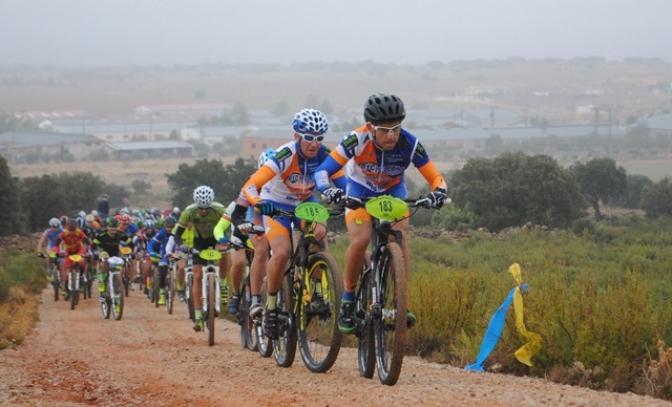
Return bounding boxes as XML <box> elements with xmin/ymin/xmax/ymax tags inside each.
<box><xmin>241</xmin><ymin>140</ymin><xmax>346</xmax><ymax>208</ymax></box>
<box><xmin>92</xmin><ymin>230</ymin><xmax>131</xmax><ymax>257</ymax></box>
<box><xmin>149</xmin><ymin>228</ymin><xmax>173</xmax><ymax>264</ymax></box>
<box><xmin>42</xmin><ymin>227</ymin><xmax>63</xmax><ymax>249</ymax></box>
<box><xmin>57</xmin><ymin>228</ymin><xmax>88</xmax><ymax>254</ymax></box>
<box><xmin>315</xmin><ymin>126</ymin><xmax>446</xmax><ymax>197</ymax></box>
<box><xmin>175</xmin><ymin>202</ymin><xmax>226</xmax><ymax>241</ymax></box>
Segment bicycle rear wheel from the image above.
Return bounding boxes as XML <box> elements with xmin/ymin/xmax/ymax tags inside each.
<box><xmin>256</xmin><ymin>278</ymin><xmax>273</xmax><ymax>358</ymax></box>
<box><xmin>357</xmin><ymin>268</ymin><xmax>375</xmax><ymax>379</ymax></box>
<box><xmin>112</xmin><ymin>273</ymin><xmax>124</xmax><ymax>321</ymax></box>
<box><xmin>374</xmin><ymin>242</ymin><xmax>407</xmax><ymax>386</ymax></box>
<box><xmin>207</xmin><ymin>273</ymin><xmax>216</xmax><ymax>346</ymax></box>
<box><xmin>52</xmin><ymin>274</ymin><xmax>60</xmax><ymax>302</ymax></box>
<box><xmin>297</xmin><ymin>252</ymin><xmax>344</xmax><ymax>373</ymax></box>
<box><xmin>273</xmin><ymin>273</ymin><xmax>297</xmax><ymax>367</ymax></box>
<box><xmin>123</xmin><ymin>263</ymin><xmax>130</xmax><ymax>297</ymax></box>
<box><xmin>239</xmin><ymin>276</ymin><xmax>257</xmax><ymax>351</ymax></box>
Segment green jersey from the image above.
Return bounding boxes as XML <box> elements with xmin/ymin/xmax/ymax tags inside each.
<box><xmin>178</xmin><ymin>202</ymin><xmax>226</xmax><ymax>240</ymax></box>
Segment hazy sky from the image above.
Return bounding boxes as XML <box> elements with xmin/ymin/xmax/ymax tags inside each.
<box><xmin>2</xmin><ymin>0</ymin><xmax>670</xmax><ymax>66</ymax></box>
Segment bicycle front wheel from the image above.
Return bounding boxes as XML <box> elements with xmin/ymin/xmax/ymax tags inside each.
<box><xmin>112</xmin><ymin>273</ymin><xmax>124</xmax><ymax>321</ymax></box>
<box><xmin>186</xmin><ymin>273</ymin><xmax>195</xmax><ymax>321</ymax></box>
<box><xmin>297</xmin><ymin>252</ymin><xmax>344</xmax><ymax>373</ymax></box>
<box><xmin>207</xmin><ymin>273</ymin><xmax>216</xmax><ymax>346</ymax></box>
<box><xmin>374</xmin><ymin>242</ymin><xmax>407</xmax><ymax>386</ymax></box>
<box><xmin>273</xmin><ymin>273</ymin><xmax>297</xmax><ymax>367</ymax></box>
<box><xmin>167</xmin><ymin>269</ymin><xmax>175</xmax><ymax>315</ymax></box>
<box><xmin>153</xmin><ymin>266</ymin><xmax>161</xmax><ymax>309</ymax></box>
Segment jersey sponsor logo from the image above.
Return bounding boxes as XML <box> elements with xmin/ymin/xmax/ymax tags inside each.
<box><xmin>273</xmin><ymin>147</ymin><xmax>292</xmax><ymax>162</ymax></box>
<box><xmin>414</xmin><ymin>142</ymin><xmax>428</xmax><ymax>159</ymax></box>
<box><xmin>342</xmin><ymin>133</ymin><xmax>359</xmax><ymax>149</ymax></box>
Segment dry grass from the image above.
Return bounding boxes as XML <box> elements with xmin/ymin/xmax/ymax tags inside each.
<box><xmin>0</xmin><ymin>287</ymin><xmax>40</xmax><ymax>349</ymax></box>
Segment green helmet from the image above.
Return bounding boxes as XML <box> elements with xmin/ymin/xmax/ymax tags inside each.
<box><xmin>155</xmin><ymin>217</ymin><xmax>165</xmax><ymax>229</ymax></box>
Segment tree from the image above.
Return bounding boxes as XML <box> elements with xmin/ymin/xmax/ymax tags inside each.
<box><xmin>0</xmin><ymin>156</ymin><xmax>23</xmax><ymax>235</ymax></box>
<box><xmin>640</xmin><ymin>177</ymin><xmax>672</xmax><ymax>218</ymax></box>
<box><xmin>53</xmin><ymin>172</ymin><xmax>104</xmax><ymax>214</ymax></box>
<box><xmin>451</xmin><ymin>152</ymin><xmax>586</xmax><ymax>231</ymax></box>
<box><xmin>105</xmin><ymin>183</ymin><xmax>130</xmax><ymax>210</ymax></box>
<box><xmin>570</xmin><ymin>158</ymin><xmax>628</xmax><ymax>220</ymax></box>
<box><xmin>131</xmin><ymin>179</ymin><xmax>152</xmax><ymax>194</ymax></box>
<box><xmin>606</xmin><ymin>174</ymin><xmax>653</xmax><ymax>209</ymax></box>
<box><xmin>166</xmin><ymin>158</ymin><xmax>256</xmax><ymax>209</ymax></box>
<box><xmin>20</xmin><ymin>174</ymin><xmax>68</xmax><ymax>232</ymax></box>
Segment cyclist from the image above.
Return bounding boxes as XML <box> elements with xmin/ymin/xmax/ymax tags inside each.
<box><xmin>173</xmin><ymin>220</ymin><xmax>194</xmax><ymax>301</ymax></box>
<box><xmin>140</xmin><ymin>217</ymin><xmax>163</xmax><ymax>297</ymax></box>
<box><xmin>36</xmin><ymin>217</ymin><xmax>64</xmax><ymax>278</ymax></box>
<box><xmin>91</xmin><ymin>218</ymin><xmax>132</xmax><ymax>299</ymax></box>
<box><xmin>172</xmin><ymin>185</ymin><xmax>229</xmax><ymax>332</ymax></box>
<box><xmin>241</xmin><ymin>108</ymin><xmax>346</xmax><ymax>339</ymax></box>
<box><xmin>314</xmin><ymin>93</ymin><xmax>448</xmax><ymax>334</ymax></box>
<box><xmin>53</xmin><ymin>218</ymin><xmax>91</xmax><ymax>300</ymax></box>
<box><xmin>148</xmin><ymin>216</ymin><xmax>177</xmax><ymax>306</ymax></box>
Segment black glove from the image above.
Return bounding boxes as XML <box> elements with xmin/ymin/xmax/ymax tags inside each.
<box><xmin>428</xmin><ymin>189</ymin><xmax>447</xmax><ymax>209</ymax></box>
<box><xmin>323</xmin><ymin>188</ymin><xmax>344</xmax><ymax>204</ymax></box>
<box><xmin>254</xmin><ymin>200</ymin><xmax>274</xmax><ymax>216</ymax></box>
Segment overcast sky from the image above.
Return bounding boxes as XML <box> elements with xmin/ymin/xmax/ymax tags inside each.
<box><xmin>2</xmin><ymin>0</ymin><xmax>670</xmax><ymax>66</ymax></box>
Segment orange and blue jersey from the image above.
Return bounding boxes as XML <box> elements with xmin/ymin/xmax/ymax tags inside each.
<box><xmin>43</xmin><ymin>226</ymin><xmax>63</xmax><ymax>249</ymax></box>
<box><xmin>315</xmin><ymin>126</ymin><xmax>446</xmax><ymax>198</ymax></box>
<box><xmin>241</xmin><ymin>140</ymin><xmax>346</xmax><ymax>208</ymax></box>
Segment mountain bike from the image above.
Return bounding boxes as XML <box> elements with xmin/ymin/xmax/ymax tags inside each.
<box><xmin>269</xmin><ymin>201</ymin><xmax>344</xmax><ymax>372</ymax></box>
<box><xmin>193</xmin><ymin>247</ymin><xmax>226</xmax><ymax>346</ymax></box>
<box><xmin>99</xmin><ymin>253</ymin><xmax>125</xmax><ymax>320</ymax></box>
<box><xmin>342</xmin><ymin>194</ymin><xmax>439</xmax><ymax>385</ymax></box>
<box><xmin>232</xmin><ymin>227</ymin><xmax>265</xmax><ymax>352</ymax></box>
<box><xmin>82</xmin><ymin>254</ymin><xmax>93</xmax><ymax>300</ymax></box>
<box><xmin>120</xmin><ymin>246</ymin><xmax>134</xmax><ymax>297</ymax></box>
<box><xmin>166</xmin><ymin>253</ymin><xmax>183</xmax><ymax>315</ymax></box>
<box><xmin>66</xmin><ymin>254</ymin><xmax>86</xmax><ymax>310</ymax></box>
<box><xmin>38</xmin><ymin>252</ymin><xmax>62</xmax><ymax>302</ymax></box>
<box><xmin>184</xmin><ymin>256</ymin><xmax>195</xmax><ymax>321</ymax></box>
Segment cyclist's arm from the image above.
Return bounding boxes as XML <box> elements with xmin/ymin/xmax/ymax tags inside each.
<box><xmin>241</xmin><ymin>166</ymin><xmax>276</xmax><ymax>206</ymax></box>
<box><xmin>36</xmin><ymin>233</ymin><xmax>47</xmax><ymax>252</ymax></box>
<box><xmin>315</xmin><ymin>152</ymin><xmax>349</xmax><ymax>193</ymax></box>
<box><xmin>213</xmin><ymin>216</ymin><xmax>231</xmax><ymax>241</ymax></box>
<box><xmin>148</xmin><ymin>235</ymin><xmax>161</xmax><ymax>254</ymax></box>
<box><xmin>173</xmin><ymin>209</ymin><xmax>190</xmax><ymax>245</ymax></box>
<box><xmin>417</xmin><ymin>161</ymin><xmax>447</xmax><ymax>192</ymax></box>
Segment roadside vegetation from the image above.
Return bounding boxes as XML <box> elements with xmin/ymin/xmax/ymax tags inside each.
<box><xmin>0</xmin><ymin>250</ymin><xmax>46</xmax><ymax>349</ymax></box>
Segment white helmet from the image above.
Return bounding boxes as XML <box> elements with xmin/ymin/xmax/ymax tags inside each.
<box><xmin>49</xmin><ymin>218</ymin><xmax>61</xmax><ymax>228</ymax></box>
<box><xmin>172</xmin><ymin>207</ymin><xmax>180</xmax><ymax>214</ymax></box>
<box><xmin>193</xmin><ymin>185</ymin><xmax>215</xmax><ymax>208</ymax></box>
<box><xmin>78</xmin><ymin>211</ymin><xmax>86</xmax><ymax>218</ymax></box>
<box><xmin>91</xmin><ymin>210</ymin><xmax>99</xmax><ymax>217</ymax></box>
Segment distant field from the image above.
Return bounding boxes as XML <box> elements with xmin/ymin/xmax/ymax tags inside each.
<box><xmin>619</xmin><ymin>159</ymin><xmax>672</xmax><ymax>181</ymax></box>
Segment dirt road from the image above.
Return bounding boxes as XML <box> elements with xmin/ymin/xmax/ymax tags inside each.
<box><xmin>0</xmin><ymin>288</ymin><xmax>669</xmax><ymax>407</ymax></box>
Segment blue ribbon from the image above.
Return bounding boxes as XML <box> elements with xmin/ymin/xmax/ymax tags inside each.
<box><xmin>465</xmin><ymin>287</ymin><xmax>517</xmax><ymax>372</ymax></box>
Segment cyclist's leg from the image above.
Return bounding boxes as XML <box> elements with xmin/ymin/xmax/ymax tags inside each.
<box><xmin>217</xmin><ymin>249</ymin><xmax>230</xmax><ymax>305</ymax></box>
<box><xmin>249</xmin><ymin>234</ymin><xmax>268</xmax><ymax>317</ymax></box>
<box><xmin>263</xmin><ymin>217</ymin><xmax>292</xmax><ymax>338</ymax></box>
<box><xmin>228</xmin><ymin>248</ymin><xmax>246</xmax><ymax>314</ymax></box>
<box><xmin>176</xmin><ymin>258</ymin><xmax>186</xmax><ymax>300</ymax></box>
<box><xmin>338</xmin><ymin>208</ymin><xmax>371</xmax><ymax>333</ymax></box>
<box><xmin>157</xmin><ymin>260</ymin><xmax>168</xmax><ymax>305</ymax></box>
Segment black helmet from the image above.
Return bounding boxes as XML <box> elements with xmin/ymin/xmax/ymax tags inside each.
<box><xmin>107</xmin><ymin>217</ymin><xmax>119</xmax><ymax>228</ymax></box>
<box><xmin>165</xmin><ymin>216</ymin><xmax>177</xmax><ymax>227</ymax></box>
<box><xmin>363</xmin><ymin>93</ymin><xmax>405</xmax><ymax>124</ymax></box>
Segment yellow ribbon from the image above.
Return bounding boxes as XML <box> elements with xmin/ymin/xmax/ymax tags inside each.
<box><xmin>509</xmin><ymin>263</ymin><xmax>542</xmax><ymax>367</ymax></box>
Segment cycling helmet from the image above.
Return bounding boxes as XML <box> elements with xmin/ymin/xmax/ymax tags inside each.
<box><xmin>107</xmin><ymin>217</ymin><xmax>119</xmax><ymax>228</ymax></box>
<box><xmin>257</xmin><ymin>148</ymin><xmax>276</xmax><ymax>169</ymax></box>
<box><xmin>292</xmin><ymin>108</ymin><xmax>328</xmax><ymax>135</ymax></box>
<box><xmin>155</xmin><ymin>217</ymin><xmax>165</xmax><ymax>229</ymax></box>
<box><xmin>86</xmin><ymin>214</ymin><xmax>94</xmax><ymax>222</ymax></box>
<box><xmin>193</xmin><ymin>185</ymin><xmax>215</xmax><ymax>208</ymax></box>
<box><xmin>91</xmin><ymin>210</ymin><xmax>99</xmax><ymax>217</ymax></box>
<box><xmin>165</xmin><ymin>216</ymin><xmax>177</xmax><ymax>227</ymax></box>
<box><xmin>49</xmin><ymin>218</ymin><xmax>61</xmax><ymax>228</ymax></box>
<box><xmin>66</xmin><ymin>218</ymin><xmax>77</xmax><ymax>229</ymax></box>
<box><xmin>172</xmin><ymin>207</ymin><xmax>180</xmax><ymax>214</ymax></box>
<box><xmin>121</xmin><ymin>214</ymin><xmax>132</xmax><ymax>224</ymax></box>
<box><xmin>363</xmin><ymin>93</ymin><xmax>406</xmax><ymax>124</ymax></box>
<box><xmin>78</xmin><ymin>211</ymin><xmax>86</xmax><ymax>218</ymax></box>
<box><xmin>145</xmin><ymin>219</ymin><xmax>155</xmax><ymax>230</ymax></box>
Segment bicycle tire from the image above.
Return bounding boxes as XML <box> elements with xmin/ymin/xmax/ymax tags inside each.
<box><xmin>239</xmin><ymin>275</ymin><xmax>256</xmax><ymax>351</ymax></box>
<box><xmin>69</xmin><ymin>270</ymin><xmax>77</xmax><ymax>310</ymax></box>
<box><xmin>256</xmin><ymin>278</ymin><xmax>273</xmax><ymax>358</ymax></box>
<box><xmin>112</xmin><ymin>273</ymin><xmax>124</xmax><ymax>321</ymax></box>
<box><xmin>297</xmin><ymin>252</ymin><xmax>344</xmax><ymax>373</ymax></box>
<box><xmin>153</xmin><ymin>266</ymin><xmax>161</xmax><ymax>309</ymax></box>
<box><xmin>167</xmin><ymin>269</ymin><xmax>174</xmax><ymax>315</ymax></box>
<box><xmin>207</xmin><ymin>273</ymin><xmax>216</xmax><ymax>346</ymax></box>
<box><xmin>123</xmin><ymin>263</ymin><xmax>130</xmax><ymax>297</ymax></box>
<box><xmin>273</xmin><ymin>273</ymin><xmax>297</xmax><ymax>368</ymax></box>
<box><xmin>374</xmin><ymin>242</ymin><xmax>407</xmax><ymax>386</ymax></box>
<box><xmin>53</xmin><ymin>270</ymin><xmax>60</xmax><ymax>302</ymax></box>
<box><xmin>357</xmin><ymin>268</ymin><xmax>375</xmax><ymax>379</ymax></box>
<box><xmin>186</xmin><ymin>273</ymin><xmax>195</xmax><ymax>321</ymax></box>
<box><xmin>100</xmin><ymin>273</ymin><xmax>110</xmax><ymax>319</ymax></box>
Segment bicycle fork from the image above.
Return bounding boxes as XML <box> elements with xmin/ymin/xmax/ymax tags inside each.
<box><xmin>201</xmin><ymin>267</ymin><xmax>221</xmax><ymax>316</ymax></box>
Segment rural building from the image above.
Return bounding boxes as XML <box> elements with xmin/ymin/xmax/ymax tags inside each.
<box><xmin>0</xmin><ymin>130</ymin><xmax>104</xmax><ymax>162</ymax></box>
<box><xmin>104</xmin><ymin>141</ymin><xmax>194</xmax><ymax>159</ymax></box>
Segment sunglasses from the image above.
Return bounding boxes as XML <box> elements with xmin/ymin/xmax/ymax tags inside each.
<box><xmin>373</xmin><ymin>123</ymin><xmax>402</xmax><ymax>134</ymax></box>
<box><xmin>299</xmin><ymin>133</ymin><xmax>325</xmax><ymax>143</ymax></box>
